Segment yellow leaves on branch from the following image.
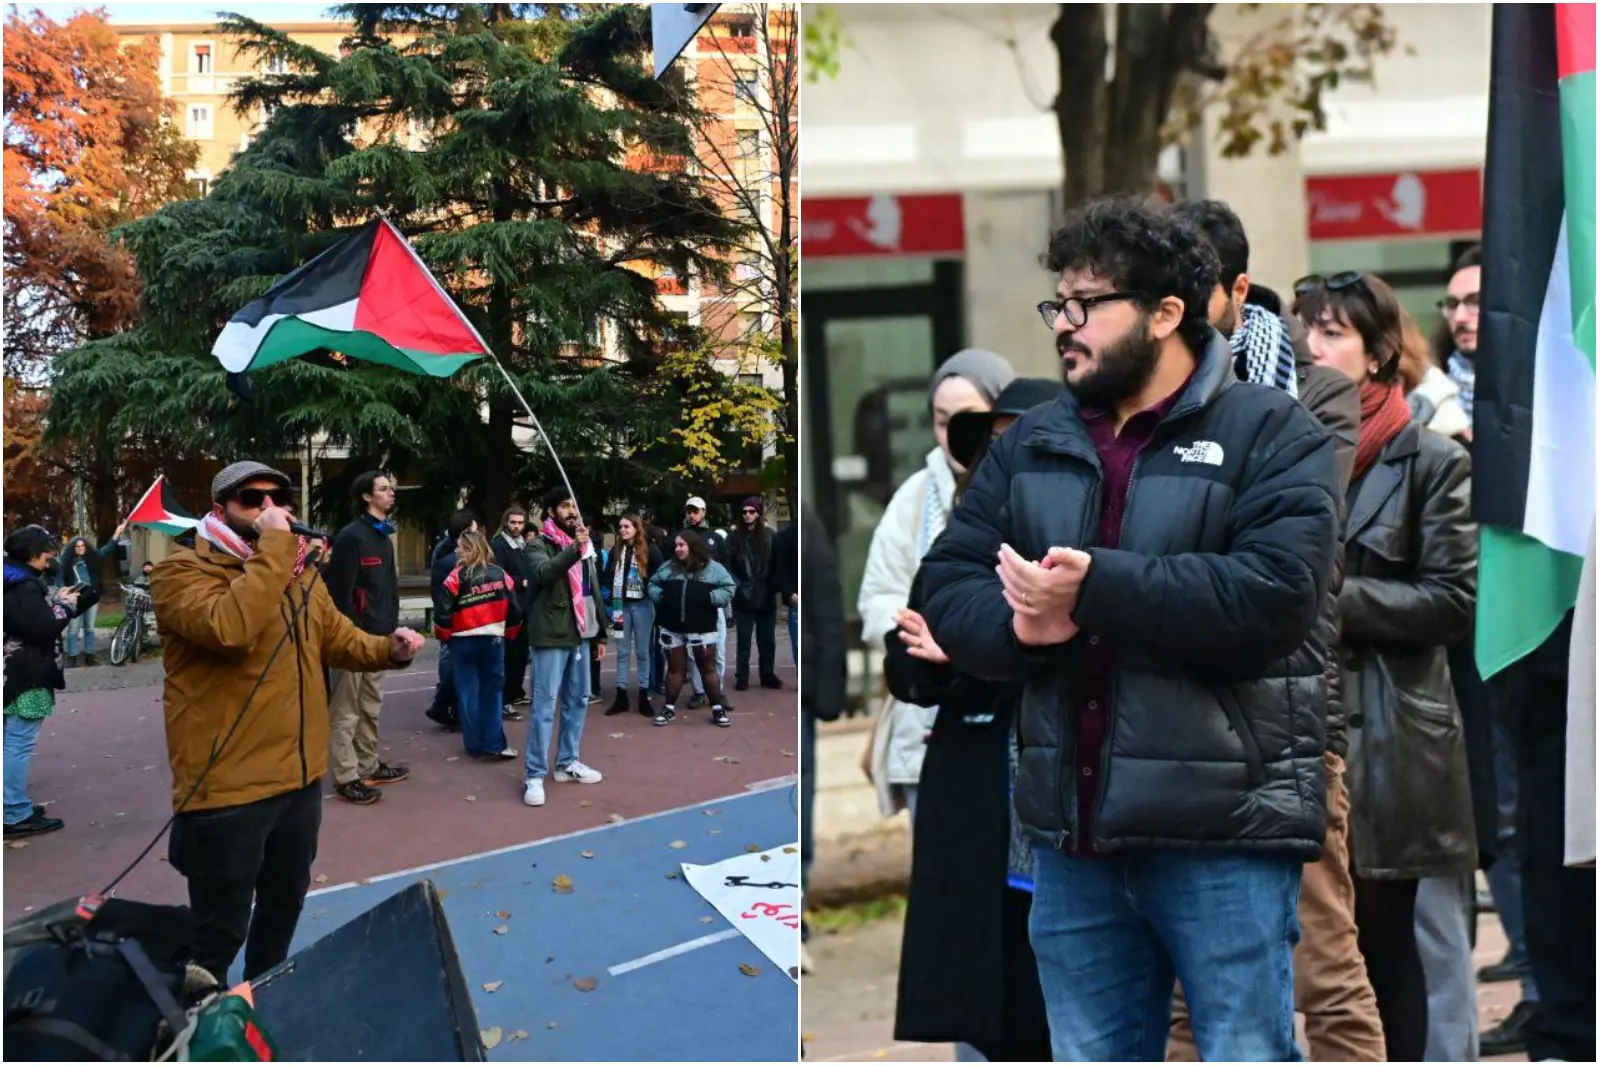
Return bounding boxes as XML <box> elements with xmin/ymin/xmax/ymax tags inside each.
<box><xmin>656</xmin><ymin>341</ymin><xmax>784</xmax><ymax>480</ymax></box>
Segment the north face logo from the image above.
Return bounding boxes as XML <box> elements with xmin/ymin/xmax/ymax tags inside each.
<box><xmin>1173</xmin><ymin>441</ymin><xmax>1225</xmax><ymax>466</ymax></box>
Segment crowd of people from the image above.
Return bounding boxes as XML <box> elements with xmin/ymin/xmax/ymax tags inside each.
<box><xmin>831</xmin><ymin>195</ymin><xmax>1592</xmax><ymax>1062</ymax></box>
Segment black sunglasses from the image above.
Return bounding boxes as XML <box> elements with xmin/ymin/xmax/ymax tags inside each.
<box><xmin>232</xmin><ymin>487</ymin><xmax>294</xmax><ymax>508</ymax></box>
<box><xmin>1292</xmin><ymin>271</ymin><xmax>1366</xmax><ymax>297</ymax></box>
<box><xmin>1036</xmin><ymin>291</ymin><xmax>1152</xmax><ymax>329</ymax></box>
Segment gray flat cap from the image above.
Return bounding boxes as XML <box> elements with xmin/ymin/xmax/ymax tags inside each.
<box><xmin>212</xmin><ymin>460</ymin><xmax>292</xmax><ymax>502</ymax></box>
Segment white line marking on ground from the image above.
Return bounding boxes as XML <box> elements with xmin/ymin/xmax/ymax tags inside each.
<box><xmin>606</xmin><ymin>929</ymin><xmax>742</xmax><ymax>976</ymax></box>
<box><xmin>306</xmin><ymin>783</ymin><xmax>789</xmax><ymax>898</ymax></box>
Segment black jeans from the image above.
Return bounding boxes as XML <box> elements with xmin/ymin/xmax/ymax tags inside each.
<box><xmin>502</xmin><ymin>636</ymin><xmax>529</xmax><ymax>704</ymax></box>
<box><xmin>734</xmin><ymin>608</ymin><xmax>776</xmax><ymax>683</ymax></box>
<box><xmin>1353</xmin><ymin>874</ymin><xmax>1427</xmax><ymax>1062</ymax></box>
<box><xmin>168</xmin><ymin>781</ymin><xmax>322</xmax><ymax>983</ymax></box>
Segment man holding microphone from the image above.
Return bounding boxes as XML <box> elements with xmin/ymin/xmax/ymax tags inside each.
<box><xmin>151</xmin><ymin>460</ymin><xmax>424</xmax><ymax>984</ymax></box>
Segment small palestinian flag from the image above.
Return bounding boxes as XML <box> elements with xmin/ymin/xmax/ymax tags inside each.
<box><xmin>211</xmin><ymin>218</ymin><xmax>490</xmax><ymax>378</ymax></box>
<box><xmin>126</xmin><ymin>476</ymin><xmax>199</xmax><ymax>536</ymax></box>
<box><xmin>1474</xmin><ymin>3</ymin><xmax>1596</xmax><ymax>678</ymax></box>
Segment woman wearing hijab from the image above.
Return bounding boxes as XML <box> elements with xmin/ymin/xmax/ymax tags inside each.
<box><xmin>887</xmin><ymin>378</ymin><xmax>1061</xmax><ymax>1063</ymax></box>
<box><xmin>857</xmin><ymin>348</ymin><xmax>1017</xmax><ymax>821</ymax></box>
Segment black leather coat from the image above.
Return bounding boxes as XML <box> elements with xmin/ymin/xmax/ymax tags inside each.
<box><xmin>1341</xmin><ymin>422</ymin><xmax>1479</xmax><ymax>879</ymax></box>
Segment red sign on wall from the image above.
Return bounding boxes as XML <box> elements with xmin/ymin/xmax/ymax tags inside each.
<box><xmin>1305</xmin><ymin>169</ymin><xmax>1483</xmax><ymax>241</ymax></box>
<box><xmin>802</xmin><ymin>194</ymin><xmax>965</xmax><ymax>259</ymax></box>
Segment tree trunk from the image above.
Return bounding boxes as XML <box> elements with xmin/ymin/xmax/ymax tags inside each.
<box><xmin>486</xmin><ymin>186</ymin><xmax>516</xmax><ymax>526</ymax></box>
<box><xmin>1054</xmin><ymin>4</ymin><xmax>1109</xmax><ymax>209</ymax></box>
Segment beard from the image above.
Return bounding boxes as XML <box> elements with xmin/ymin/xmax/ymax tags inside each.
<box><xmin>560</xmin><ymin>512</ymin><xmax>580</xmax><ymax>534</ymax></box>
<box><xmin>222</xmin><ymin>510</ymin><xmax>261</xmax><ymax>542</ymax></box>
<box><xmin>1215</xmin><ymin>299</ymin><xmax>1240</xmax><ymax>339</ymax></box>
<box><xmin>1058</xmin><ymin>317</ymin><xmax>1163</xmax><ymax>412</ymax></box>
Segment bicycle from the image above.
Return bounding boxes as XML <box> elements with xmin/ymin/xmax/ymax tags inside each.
<box><xmin>108</xmin><ymin>584</ymin><xmax>156</xmax><ymax>666</ymax></box>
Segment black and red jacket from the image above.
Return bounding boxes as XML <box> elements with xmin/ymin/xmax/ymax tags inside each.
<box><xmin>435</xmin><ymin>562</ymin><xmax>523</xmax><ymax>642</ymax></box>
<box><xmin>325</xmin><ymin>514</ymin><xmax>399</xmax><ymax>636</ymax></box>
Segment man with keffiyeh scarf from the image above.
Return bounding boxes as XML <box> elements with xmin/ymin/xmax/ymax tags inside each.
<box><xmin>150</xmin><ymin>460</ymin><xmax>424</xmax><ymax>985</ymax></box>
<box><xmin>521</xmin><ymin>485</ymin><xmax>610</xmax><ymax>808</ymax></box>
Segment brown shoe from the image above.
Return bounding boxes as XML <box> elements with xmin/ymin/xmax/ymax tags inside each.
<box><xmin>362</xmin><ymin>763</ymin><xmax>410</xmax><ymax>786</ymax></box>
<box><xmin>336</xmin><ymin>781</ymin><xmax>382</xmax><ymax>805</ymax></box>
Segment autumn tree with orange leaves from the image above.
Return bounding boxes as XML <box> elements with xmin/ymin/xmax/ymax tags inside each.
<box><xmin>3</xmin><ymin>6</ymin><xmax>197</xmax><ymax>533</ymax></box>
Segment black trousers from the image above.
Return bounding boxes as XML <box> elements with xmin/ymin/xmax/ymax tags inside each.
<box><xmin>1352</xmin><ymin>874</ymin><xmax>1427</xmax><ymax>1062</ymax></box>
<box><xmin>734</xmin><ymin>609</ymin><xmax>777</xmax><ymax>683</ymax></box>
<box><xmin>502</xmin><ymin>637</ymin><xmax>529</xmax><ymax>704</ymax></box>
<box><xmin>1504</xmin><ymin>671</ymin><xmax>1597</xmax><ymax>1062</ymax></box>
<box><xmin>168</xmin><ymin>781</ymin><xmax>322</xmax><ymax>984</ymax></box>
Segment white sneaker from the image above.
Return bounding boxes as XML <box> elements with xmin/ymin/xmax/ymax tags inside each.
<box><xmin>554</xmin><ymin>760</ymin><xmax>603</xmax><ymax>785</ymax></box>
<box><xmin>522</xmin><ymin>778</ymin><xmax>546</xmax><ymax>806</ymax></box>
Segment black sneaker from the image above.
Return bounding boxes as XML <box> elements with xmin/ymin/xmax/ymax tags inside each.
<box><xmin>711</xmin><ymin>706</ymin><xmax>730</xmax><ymax>727</ymax></box>
<box><xmin>654</xmin><ymin>706</ymin><xmax>676</xmax><ymax>727</ymax></box>
<box><xmin>734</xmin><ymin>678</ymin><xmax>750</xmax><ymax>692</ymax></box>
<box><xmin>4</xmin><ymin>808</ymin><xmax>64</xmax><ymax>838</ymax></box>
<box><xmin>1480</xmin><ymin>1000</ymin><xmax>1539</xmax><ymax>1057</ymax></box>
<box><xmin>362</xmin><ymin>763</ymin><xmax>410</xmax><ymax>786</ymax></box>
<box><xmin>501</xmin><ymin>705</ymin><xmax>526</xmax><ymax>722</ymax></box>
<box><xmin>337</xmin><ymin>781</ymin><xmax>383</xmax><ymax>805</ymax></box>
<box><xmin>687</xmin><ymin>694</ymin><xmax>708</xmax><ymax>709</ymax></box>
<box><xmin>1478</xmin><ymin>952</ymin><xmax>1530</xmax><ymax>984</ymax></box>
<box><xmin>425</xmin><ymin>705</ymin><xmax>460</xmax><ymax>731</ymax></box>
<box><xmin>511</xmin><ymin>694</ymin><xmax>533</xmax><ymax>707</ymax></box>
<box><xmin>760</xmin><ymin>675</ymin><xmax>784</xmax><ymax>689</ymax></box>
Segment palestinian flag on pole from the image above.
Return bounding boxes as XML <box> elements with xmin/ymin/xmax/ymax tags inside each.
<box><xmin>126</xmin><ymin>476</ymin><xmax>199</xmax><ymax>536</ymax></box>
<box><xmin>1474</xmin><ymin>3</ymin><xmax>1596</xmax><ymax>678</ymax></box>
<box><xmin>211</xmin><ymin>218</ymin><xmax>490</xmax><ymax>378</ymax></box>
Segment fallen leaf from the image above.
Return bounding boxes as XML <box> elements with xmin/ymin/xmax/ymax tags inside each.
<box><xmin>496</xmin><ymin>910</ymin><xmax>511</xmax><ymax>919</ymax></box>
<box><xmin>437</xmin><ymin>890</ymin><xmax>449</xmax><ymax>901</ymax></box>
<box><xmin>313</xmin><ymin>874</ymin><xmax>329</xmax><ymax>884</ymax></box>
<box><xmin>578</xmin><ymin>799</ymin><xmax>593</xmax><ymax>807</ymax></box>
<box><xmin>465</xmin><ymin>794</ymin><xmax>477</xmax><ymax>803</ymax></box>
<box><xmin>780</xmin><ymin>749</ymin><xmax>795</xmax><ymax>757</ymax></box>
<box><xmin>714</xmin><ymin>755</ymin><xmax>741</xmax><ymax>764</ymax></box>
<box><xmin>552</xmin><ymin>874</ymin><xmax>574</xmax><ymax>894</ymax></box>
<box><xmin>609</xmin><ymin>732</ymin><xmax>626</xmax><ymax>739</ymax></box>
<box><xmin>546</xmin><ymin>1022</ymin><xmax>557</xmax><ymax>1030</ymax></box>
<box><xmin>356</xmin><ymin>878</ymin><xmax>371</xmax><ymax>885</ymax></box>
<box><xmin>739</xmin><ymin>964</ymin><xmax>760</xmax><ymax>977</ymax></box>
<box><xmin>512</xmin><ymin>1030</ymin><xmax>529</xmax><ymax>1041</ymax></box>
<box><xmin>482</xmin><ymin>981</ymin><xmax>503</xmax><ymax>993</ymax></box>
<box><xmin>580</xmin><ymin>850</ymin><xmax>596</xmax><ymax>859</ymax></box>
<box><xmin>606</xmin><ymin>813</ymin><xmax>624</xmax><ymax>824</ymax></box>
<box><xmin>702</xmin><ymin>808</ymin><xmax>719</xmax><ymax>816</ymax></box>
<box><xmin>446</xmin><ymin>756</ymin><xmax>460</xmax><ymax>762</ymax></box>
<box><xmin>782</xmin><ymin>846</ymin><xmax>798</xmax><ymax>854</ymax></box>
<box><xmin>546</xmin><ymin>956</ymin><xmax>555</xmax><ymax>964</ymax></box>
<box><xmin>669</xmin><ymin>840</ymin><xmax>688</xmax><ymax>850</ymax></box>
<box><xmin>573</xmin><ymin>976</ymin><xmax>599</xmax><ymax>992</ymax></box>
<box><xmin>481</xmin><ymin>1026</ymin><xmax>502</xmax><ymax>1049</ymax></box>
<box><xmin>6</xmin><ymin>841</ymin><xmax>27</xmax><ymax>850</ymax></box>
<box><xmin>746</xmin><ymin>844</ymin><xmax>761</xmax><ymax>853</ymax></box>
<box><xmin>666</xmin><ymin>872</ymin><xmax>679</xmax><ymax>879</ymax></box>
<box><xmin>760</xmin><ymin>854</ymin><xmax>771</xmax><ymax>862</ymax></box>
<box><xmin>789</xmin><ymin>966</ymin><xmax>800</xmax><ymax>979</ymax></box>
<box><xmin>709</xmin><ymin>829</ymin><xmax>723</xmax><ymax>835</ymax></box>
<box><xmin>493</xmin><ymin>924</ymin><xmax>509</xmax><ymax>936</ymax></box>
<box><xmin>700</xmin><ymin>916</ymin><xmax>715</xmax><ymax>924</ymax></box>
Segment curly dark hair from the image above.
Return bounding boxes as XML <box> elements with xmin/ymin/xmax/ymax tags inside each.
<box><xmin>1042</xmin><ymin>196</ymin><xmax>1221</xmax><ymax>355</ymax></box>
<box><xmin>1171</xmin><ymin>199</ymin><xmax>1249</xmax><ymax>288</ymax></box>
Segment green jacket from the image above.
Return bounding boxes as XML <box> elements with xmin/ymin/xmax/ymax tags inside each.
<box><xmin>525</xmin><ymin>534</ymin><xmax>610</xmax><ymax>648</ymax></box>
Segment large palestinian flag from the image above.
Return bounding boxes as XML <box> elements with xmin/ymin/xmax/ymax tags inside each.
<box><xmin>1474</xmin><ymin>3</ymin><xmax>1596</xmax><ymax>678</ymax></box>
<box><xmin>126</xmin><ymin>476</ymin><xmax>199</xmax><ymax>536</ymax></box>
<box><xmin>211</xmin><ymin>218</ymin><xmax>489</xmax><ymax>378</ymax></box>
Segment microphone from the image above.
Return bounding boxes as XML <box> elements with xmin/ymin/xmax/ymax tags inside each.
<box><xmin>290</xmin><ymin>521</ymin><xmax>330</xmax><ymax>540</ymax></box>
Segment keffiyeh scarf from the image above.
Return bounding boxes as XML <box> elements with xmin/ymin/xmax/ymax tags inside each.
<box><xmin>198</xmin><ymin>510</ymin><xmax>308</xmax><ymax>583</ymax></box>
<box><xmin>1231</xmin><ymin>303</ymin><xmax>1299</xmax><ymax>399</ymax></box>
<box><xmin>542</xmin><ymin>517</ymin><xmax>594</xmax><ymax>633</ymax></box>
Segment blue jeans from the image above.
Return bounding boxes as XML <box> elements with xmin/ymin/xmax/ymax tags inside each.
<box><xmin>1030</xmin><ymin>845</ymin><xmax>1303</xmax><ymax>1062</ymax></box>
<box><xmin>525</xmin><ymin>643</ymin><xmax>590</xmax><ymax>780</ymax></box>
<box><xmin>615</xmin><ymin>600</ymin><xmax>655</xmax><ymax>690</ymax></box>
<box><xmin>63</xmin><ymin>604</ymin><xmax>97</xmax><ymax>656</ymax></box>
<box><xmin>4</xmin><ymin>714</ymin><xmax>43</xmax><ymax>825</ymax></box>
<box><xmin>1486</xmin><ymin>717</ymin><xmax>1539</xmax><ymax>1002</ymax></box>
<box><xmin>431</xmin><ymin>641</ymin><xmax>455</xmax><ymax>713</ymax></box>
<box><xmin>788</xmin><ymin>603</ymin><xmax>797</xmax><ymax>665</ymax></box>
<box><xmin>450</xmin><ymin>636</ymin><xmax>507</xmax><ymax>756</ymax></box>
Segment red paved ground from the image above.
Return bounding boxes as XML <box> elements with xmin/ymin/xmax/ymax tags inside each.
<box><xmin>3</xmin><ymin>655</ymin><xmax>798</xmax><ymax>922</ymax></box>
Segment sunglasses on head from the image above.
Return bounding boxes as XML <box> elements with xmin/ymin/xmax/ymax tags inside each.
<box><xmin>1292</xmin><ymin>271</ymin><xmax>1366</xmax><ymax>297</ymax></box>
<box><xmin>232</xmin><ymin>487</ymin><xmax>293</xmax><ymax>509</ymax></box>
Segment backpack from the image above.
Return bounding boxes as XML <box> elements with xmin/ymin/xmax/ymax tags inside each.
<box><xmin>4</xmin><ymin>896</ymin><xmax>199</xmax><ymax>1061</ymax></box>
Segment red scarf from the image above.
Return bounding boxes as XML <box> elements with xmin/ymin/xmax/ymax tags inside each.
<box><xmin>198</xmin><ymin>509</ymin><xmax>308</xmax><ymax>584</ymax></box>
<box><xmin>1355</xmin><ymin>381</ymin><xmax>1412</xmax><ymax>483</ymax></box>
<box><xmin>541</xmin><ymin>516</ymin><xmax>592</xmax><ymax>633</ymax></box>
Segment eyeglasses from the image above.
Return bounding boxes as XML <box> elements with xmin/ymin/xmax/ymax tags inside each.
<box><xmin>741</xmin><ymin>508</ymin><xmax>759</xmax><ymax>515</ymax></box>
<box><xmin>1437</xmin><ymin>293</ymin><xmax>1480</xmax><ymax>317</ymax></box>
<box><xmin>232</xmin><ymin>487</ymin><xmax>293</xmax><ymax>509</ymax></box>
<box><xmin>1036</xmin><ymin>291</ymin><xmax>1151</xmax><ymax>329</ymax></box>
<box><xmin>1292</xmin><ymin>271</ymin><xmax>1366</xmax><ymax>296</ymax></box>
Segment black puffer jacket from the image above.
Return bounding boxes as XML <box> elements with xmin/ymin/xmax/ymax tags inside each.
<box><xmin>3</xmin><ymin>562</ymin><xmax>97</xmax><ymax>707</ymax></box>
<box><xmin>921</xmin><ymin>332</ymin><xmax>1341</xmax><ymax>858</ymax></box>
<box><xmin>1341</xmin><ymin>421</ymin><xmax>1478</xmax><ymax>879</ymax></box>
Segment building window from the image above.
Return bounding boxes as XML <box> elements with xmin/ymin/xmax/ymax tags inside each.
<box><xmin>733</xmin><ymin>71</ymin><xmax>759</xmax><ymax>104</ymax></box>
<box><xmin>187</xmin><ymin>105</ymin><xmax>213</xmax><ymax>140</ymax></box>
<box><xmin>193</xmin><ymin>43</ymin><xmax>212</xmax><ymax>74</ymax></box>
<box><xmin>264</xmin><ymin>54</ymin><xmax>288</xmax><ymax>75</ymax></box>
<box><xmin>736</xmin><ymin>251</ymin><xmax>762</xmax><ymax>282</ymax></box>
<box><xmin>727</xmin><ymin>15</ymin><xmax>756</xmax><ymax>39</ymax></box>
<box><xmin>190</xmin><ymin>177</ymin><xmax>210</xmax><ymax>198</ymax></box>
<box><xmin>736</xmin><ymin>130</ymin><xmax>761</xmax><ymax>161</ymax></box>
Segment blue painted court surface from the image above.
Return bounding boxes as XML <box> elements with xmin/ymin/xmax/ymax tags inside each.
<box><xmin>286</xmin><ymin>785</ymin><xmax>799</xmax><ymax>1062</ymax></box>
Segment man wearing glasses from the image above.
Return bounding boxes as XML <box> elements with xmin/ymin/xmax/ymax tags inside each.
<box><xmin>919</xmin><ymin>198</ymin><xmax>1341</xmax><ymax>1061</ymax></box>
<box><xmin>1439</xmin><ymin>245</ymin><xmax>1480</xmax><ymax>435</ymax></box>
<box><xmin>152</xmin><ymin>460</ymin><xmax>423</xmax><ymax>984</ymax></box>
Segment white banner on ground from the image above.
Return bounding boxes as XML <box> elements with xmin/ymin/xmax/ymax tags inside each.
<box><xmin>681</xmin><ymin>843</ymin><xmax>801</xmax><ymax>982</ymax></box>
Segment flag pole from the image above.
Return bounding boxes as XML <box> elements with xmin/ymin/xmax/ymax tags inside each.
<box><xmin>379</xmin><ymin>219</ymin><xmax>589</xmax><ymax>528</ymax></box>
